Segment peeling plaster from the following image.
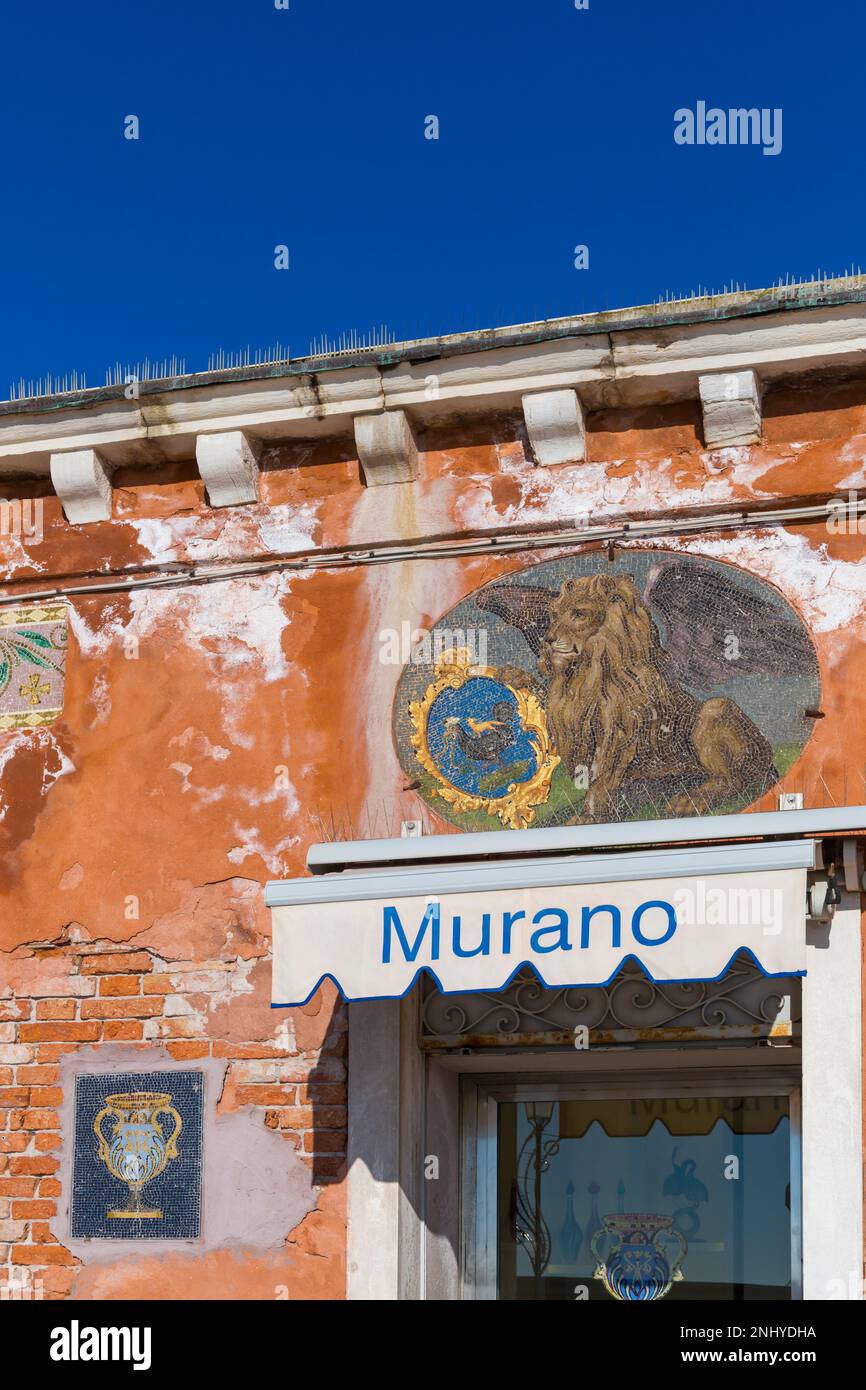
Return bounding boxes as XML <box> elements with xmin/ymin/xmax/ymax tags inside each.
<box><xmin>834</xmin><ymin>470</ymin><xmax>866</xmax><ymax>489</ymax></box>
<box><xmin>159</xmin><ymin>765</ymin><xmax>299</xmax><ymax>824</ymax></box>
<box><xmin>135</xmin><ymin>878</ymin><xmax>269</xmax><ymax>965</ymax></box>
<box><xmin>169</xmin><ymin>728</ymin><xmax>231</xmax><ymax>762</ymax></box>
<box><xmin>68</xmin><ymin>575</ymin><xmax>293</xmax><ymax>682</ymax></box>
<box><xmin>256</xmin><ymin>501</ymin><xmax>320</xmax><ymax>554</ymax></box>
<box><xmin>67</xmin><ymin>574</ymin><xmax>295</xmax><ymax>755</ymax></box>
<box><xmin>227</xmin><ymin>828</ymin><xmax>299</xmax><ymax>874</ymax></box>
<box><xmin>131</xmin><ymin>579</ymin><xmax>292</xmax><ymax>683</ymax></box>
<box><xmin>0</xmin><ymin>544</ymin><xmax>47</xmax><ymax>579</ymax></box>
<box><xmin>169</xmin><ymin>762</ymin><xmax>194</xmax><ymax>791</ymax></box>
<box><xmin>127</xmin><ymin>499</ymin><xmax>321</xmax><ymax>566</ymax></box>
<box><xmin>58</xmin><ymin>863</ymin><xmax>85</xmax><ymax>891</ymax></box>
<box><xmin>0</xmin><ymin>728</ymin><xmax>75</xmax><ymax>821</ymax></box>
<box><xmin>88</xmin><ymin>671</ymin><xmax>112</xmax><ymax>728</ymax></box>
<box><xmin>838</xmin><ymin>434</ymin><xmax>866</xmax><ymax>468</ymax></box>
<box><xmin>454</xmin><ymin>443</ymin><xmax>807</xmax><ymax>534</ymax></box>
<box><xmin>127</xmin><ymin>517</ymin><xmax>179</xmax><ymax>564</ymax></box>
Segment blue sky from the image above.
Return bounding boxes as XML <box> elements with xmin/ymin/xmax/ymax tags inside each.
<box><xmin>0</xmin><ymin>0</ymin><xmax>863</xmax><ymax>394</ymax></box>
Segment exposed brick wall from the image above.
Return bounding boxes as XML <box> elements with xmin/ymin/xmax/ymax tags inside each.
<box><xmin>0</xmin><ymin>937</ymin><xmax>346</xmax><ymax>1300</ymax></box>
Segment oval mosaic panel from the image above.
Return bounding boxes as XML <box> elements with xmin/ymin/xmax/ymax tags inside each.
<box><xmin>392</xmin><ymin>551</ymin><xmax>820</xmax><ymax>830</ymax></box>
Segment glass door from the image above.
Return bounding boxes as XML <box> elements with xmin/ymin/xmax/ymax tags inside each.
<box><xmin>464</xmin><ymin>1078</ymin><xmax>801</xmax><ymax>1301</ymax></box>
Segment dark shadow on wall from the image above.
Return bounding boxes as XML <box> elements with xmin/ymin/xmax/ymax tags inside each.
<box><xmin>301</xmin><ymin>993</ymin><xmax>349</xmax><ymax>1187</ymax></box>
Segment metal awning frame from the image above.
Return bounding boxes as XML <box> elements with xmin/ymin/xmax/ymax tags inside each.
<box><xmin>265</xmin><ymin>838</ymin><xmax>815</xmax><ymax>909</ymax></box>
<box><xmin>302</xmin><ymin>804</ymin><xmax>866</xmax><ymax>877</ymax></box>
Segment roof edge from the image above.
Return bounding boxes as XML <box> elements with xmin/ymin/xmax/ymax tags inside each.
<box><xmin>4</xmin><ymin>275</ymin><xmax>866</xmax><ymax>420</ymax></box>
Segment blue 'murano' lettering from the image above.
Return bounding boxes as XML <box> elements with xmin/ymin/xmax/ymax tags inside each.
<box><xmin>502</xmin><ymin>909</ymin><xmax>525</xmax><ymax>954</ymax></box>
<box><xmin>382</xmin><ymin>902</ymin><xmax>440</xmax><ymax>963</ymax></box>
<box><xmin>381</xmin><ymin>897</ymin><xmax>677</xmax><ymax>963</ymax></box>
<box><xmin>530</xmin><ymin>907</ymin><xmax>572</xmax><ymax>953</ymax></box>
<box><xmin>631</xmin><ymin>900</ymin><xmax>677</xmax><ymax>946</ymax></box>
<box><xmin>580</xmin><ymin>904</ymin><xmax>621</xmax><ymax>949</ymax></box>
<box><xmin>452</xmin><ymin>912</ymin><xmax>491</xmax><ymax>958</ymax></box>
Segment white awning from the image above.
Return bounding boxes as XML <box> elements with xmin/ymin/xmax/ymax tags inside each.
<box><xmin>267</xmin><ymin>837</ymin><xmax>813</xmax><ymax>1006</ymax></box>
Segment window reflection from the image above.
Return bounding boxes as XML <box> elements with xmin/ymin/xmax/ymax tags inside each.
<box><xmin>497</xmin><ymin>1095</ymin><xmax>792</xmax><ymax>1300</ymax></box>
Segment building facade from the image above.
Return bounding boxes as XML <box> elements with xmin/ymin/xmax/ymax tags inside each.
<box><xmin>0</xmin><ymin>280</ymin><xmax>865</xmax><ymax>1301</ymax></box>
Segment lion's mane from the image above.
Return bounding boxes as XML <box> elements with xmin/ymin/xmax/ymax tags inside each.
<box><xmin>538</xmin><ymin>572</ymin><xmax>678</xmax><ymax>781</ymax></box>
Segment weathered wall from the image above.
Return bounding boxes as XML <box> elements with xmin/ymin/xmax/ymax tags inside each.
<box><xmin>1</xmin><ymin>377</ymin><xmax>865</xmax><ymax>1297</ymax></box>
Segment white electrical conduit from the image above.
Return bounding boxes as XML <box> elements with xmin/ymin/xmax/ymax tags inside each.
<box><xmin>0</xmin><ymin>495</ymin><xmax>862</xmax><ymax>608</ymax></box>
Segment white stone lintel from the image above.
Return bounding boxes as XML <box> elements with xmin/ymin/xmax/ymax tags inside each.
<box><xmin>522</xmin><ymin>388</ymin><xmax>586</xmax><ymax>466</ymax></box>
<box><xmin>49</xmin><ymin>447</ymin><xmax>113</xmax><ymax>524</ymax></box>
<box><xmin>354</xmin><ymin>410</ymin><xmax>419</xmax><ymax>486</ymax></box>
<box><xmin>195</xmin><ymin>430</ymin><xmax>262</xmax><ymax>507</ymax></box>
<box><xmin>699</xmin><ymin>369</ymin><xmax>762</xmax><ymax>448</ymax></box>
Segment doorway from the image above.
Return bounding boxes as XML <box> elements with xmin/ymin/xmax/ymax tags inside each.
<box><xmin>461</xmin><ymin>1073</ymin><xmax>801</xmax><ymax>1301</ymax></box>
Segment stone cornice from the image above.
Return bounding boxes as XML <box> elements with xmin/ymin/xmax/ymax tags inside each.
<box><xmin>2</xmin><ymin>284</ymin><xmax>866</xmax><ymax>506</ymax></box>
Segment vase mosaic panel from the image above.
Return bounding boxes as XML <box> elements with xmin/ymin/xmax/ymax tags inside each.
<box><xmin>70</xmin><ymin>1070</ymin><xmax>203</xmax><ymax>1240</ymax></box>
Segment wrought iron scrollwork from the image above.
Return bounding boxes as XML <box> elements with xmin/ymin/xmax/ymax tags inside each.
<box><xmin>420</xmin><ymin>953</ymin><xmax>800</xmax><ymax>1047</ymax></box>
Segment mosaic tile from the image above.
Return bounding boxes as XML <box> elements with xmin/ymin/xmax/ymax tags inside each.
<box><xmin>0</xmin><ymin>603</ymin><xmax>67</xmax><ymax>730</ymax></box>
<box><xmin>393</xmin><ymin>551</ymin><xmax>821</xmax><ymax>830</ymax></box>
<box><xmin>70</xmin><ymin>1071</ymin><xmax>203</xmax><ymax>1240</ymax></box>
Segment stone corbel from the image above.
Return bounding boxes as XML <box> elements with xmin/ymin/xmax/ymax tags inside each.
<box><xmin>49</xmin><ymin>448</ymin><xmax>113</xmax><ymax>524</ymax></box>
<box><xmin>522</xmin><ymin>388</ymin><xmax>586</xmax><ymax>466</ymax></box>
<box><xmin>698</xmin><ymin>369</ymin><xmax>762</xmax><ymax>448</ymax></box>
<box><xmin>195</xmin><ymin>430</ymin><xmax>262</xmax><ymax>507</ymax></box>
<box><xmin>354</xmin><ymin>410</ymin><xmax>419</xmax><ymax>486</ymax></box>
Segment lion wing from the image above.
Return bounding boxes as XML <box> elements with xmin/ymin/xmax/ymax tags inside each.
<box><xmin>474</xmin><ymin>584</ymin><xmax>559</xmax><ymax>658</ymax></box>
<box><xmin>643</xmin><ymin>558</ymin><xmax>817</xmax><ymax>688</ymax></box>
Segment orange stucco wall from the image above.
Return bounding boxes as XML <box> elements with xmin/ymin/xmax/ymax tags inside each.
<box><xmin>1</xmin><ymin>376</ymin><xmax>865</xmax><ymax>1297</ymax></box>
